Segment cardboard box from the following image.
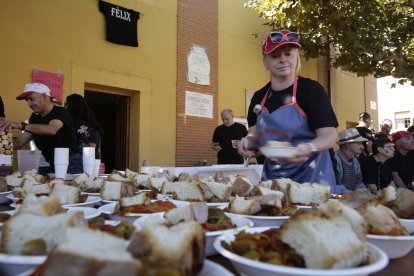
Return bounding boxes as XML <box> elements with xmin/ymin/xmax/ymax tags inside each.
<box><xmin>0</xmin><ymin>130</ymin><xmax>13</xmax><ymax>176</ymax></box>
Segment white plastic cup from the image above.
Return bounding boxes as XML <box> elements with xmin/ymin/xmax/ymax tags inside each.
<box><xmin>82</xmin><ymin>147</ymin><xmax>95</xmax><ymax>165</ymax></box>
<box><xmin>17</xmin><ymin>150</ymin><xmax>42</xmax><ymax>173</ymax></box>
<box><xmin>54</xmin><ymin>148</ymin><xmax>69</xmax><ymax>163</ymax></box>
<box><xmin>231</xmin><ymin>140</ymin><xmax>239</xmax><ymax>148</ymax></box>
<box><xmin>83</xmin><ymin>164</ymin><xmax>94</xmax><ymax>175</ymax></box>
<box><xmin>93</xmin><ymin>159</ymin><xmax>101</xmax><ymax>177</ymax></box>
<box><xmin>54</xmin><ymin>163</ymin><xmax>68</xmax><ymax>179</ymax></box>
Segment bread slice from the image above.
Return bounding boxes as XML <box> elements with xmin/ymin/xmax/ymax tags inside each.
<box><xmin>197</xmin><ymin>181</ymin><xmax>214</xmax><ymax>200</ymax></box>
<box><xmin>280</xmin><ymin>202</ymin><xmax>368</xmax><ymax>269</ymax></box>
<box><xmin>50</xmin><ymin>184</ymin><xmax>81</xmax><ymax>205</ymax></box>
<box><xmin>273</xmin><ymin>178</ymin><xmax>294</xmax><ymax>194</ymax></box>
<box><xmin>378</xmin><ymin>186</ymin><xmax>397</xmax><ymax>205</ymax></box>
<box><xmin>108</xmin><ymin>171</ymin><xmax>129</xmax><ymax>182</ymax></box>
<box><xmin>119</xmin><ymin>192</ymin><xmax>151</xmax><ymax>208</ymax></box>
<box><xmin>230</xmin><ymin>175</ymin><xmax>254</xmax><ymax>197</ymax></box>
<box><xmin>202</xmin><ymin>180</ymin><xmax>232</xmax><ymax>201</ymax></box>
<box><xmin>5</xmin><ymin>175</ymin><xmax>24</xmax><ymax>187</ymax></box>
<box><xmin>389</xmin><ymin>188</ymin><xmax>414</xmax><ymax>218</ymax></box>
<box><xmin>228</xmin><ymin>196</ymin><xmax>261</xmax><ymax>215</ymax></box>
<box><xmin>357</xmin><ymin>202</ymin><xmax>407</xmax><ymax>235</ymax></box>
<box><xmin>128</xmin><ymin>221</ymin><xmax>204</xmax><ymax>276</ymax></box>
<box><xmin>22</xmin><ymin>182</ymin><xmax>51</xmax><ymax>196</ymax></box>
<box><xmin>174</xmin><ymin>181</ymin><xmax>205</xmax><ymax>201</ymax></box>
<box><xmin>164</xmin><ymin>202</ymin><xmax>208</xmax><ymax>225</ymax></box>
<box><xmin>320</xmin><ymin>200</ymin><xmax>368</xmax><ymax>241</ymax></box>
<box><xmin>16</xmin><ymin>195</ymin><xmax>65</xmax><ymax>216</ymax></box>
<box><xmin>73</xmin><ymin>173</ymin><xmax>92</xmax><ymax>186</ymax></box>
<box><xmin>42</xmin><ymin>228</ymin><xmax>142</xmax><ymax>276</ymax></box>
<box><xmin>148</xmin><ymin>177</ymin><xmax>167</xmax><ymax>191</ymax></box>
<box><xmin>132</xmin><ymin>173</ymin><xmax>151</xmax><ymax>188</ymax></box>
<box><xmin>49</xmin><ymin>179</ymin><xmax>65</xmax><ymax>185</ymax></box>
<box><xmin>82</xmin><ymin>177</ymin><xmax>104</xmax><ymax>193</ymax></box>
<box><xmin>22</xmin><ymin>171</ymin><xmax>44</xmax><ymax>183</ymax></box>
<box><xmin>100</xmin><ymin>181</ymin><xmax>136</xmax><ymax>200</ymax></box>
<box><xmin>1</xmin><ymin>211</ymin><xmax>87</xmax><ymax>254</ymax></box>
<box><xmin>258</xmin><ymin>180</ymin><xmax>277</xmax><ymax>190</ymax></box>
<box><xmin>161</xmin><ymin>181</ymin><xmax>187</xmax><ymax>195</ymax></box>
<box><xmin>256</xmin><ymin>188</ymin><xmax>285</xmax><ymax>208</ymax></box>
<box><xmin>125</xmin><ymin>168</ymin><xmax>138</xmax><ymax>179</ymax></box>
<box><xmin>287</xmin><ymin>182</ymin><xmax>330</xmax><ymax>205</ymax></box>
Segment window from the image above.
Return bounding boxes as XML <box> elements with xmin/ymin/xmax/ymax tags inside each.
<box><xmin>395</xmin><ymin>112</ymin><xmax>411</xmax><ymax>129</ymax></box>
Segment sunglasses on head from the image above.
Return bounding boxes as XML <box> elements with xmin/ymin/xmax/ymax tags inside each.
<box><xmin>269</xmin><ymin>31</ymin><xmax>299</xmax><ymax>43</ymax></box>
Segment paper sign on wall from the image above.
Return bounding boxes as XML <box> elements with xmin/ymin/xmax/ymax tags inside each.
<box><xmin>185</xmin><ymin>91</ymin><xmax>213</xmax><ymax>118</ymax></box>
<box><xmin>187</xmin><ymin>45</ymin><xmax>210</xmax><ymax>85</ymax></box>
<box><xmin>32</xmin><ymin>70</ymin><xmax>64</xmax><ymax>101</ymax></box>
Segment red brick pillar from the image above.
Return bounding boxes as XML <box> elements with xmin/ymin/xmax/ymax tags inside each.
<box><xmin>176</xmin><ymin>0</ymin><xmax>218</xmax><ymax>166</ymax></box>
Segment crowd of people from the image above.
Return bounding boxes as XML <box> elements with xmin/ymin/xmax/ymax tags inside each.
<box><xmin>0</xmin><ymin>84</ymin><xmax>102</xmax><ymax>175</ymax></box>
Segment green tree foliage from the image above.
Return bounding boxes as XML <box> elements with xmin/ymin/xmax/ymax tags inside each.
<box><xmin>245</xmin><ymin>0</ymin><xmax>414</xmax><ymax>85</ymax></box>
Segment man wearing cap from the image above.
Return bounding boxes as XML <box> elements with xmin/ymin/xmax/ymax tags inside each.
<box><xmin>334</xmin><ymin>128</ymin><xmax>368</xmax><ymax>193</ymax></box>
<box><xmin>362</xmin><ymin>137</ymin><xmax>395</xmax><ymax>194</ymax></box>
<box><xmin>0</xmin><ymin>83</ymin><xmax>82</xmax><ymax>174</ymax></box>
<box><xmin>374</xmin><ymin>119</ymin><xmax>393</xmax><ymax>141</ymax></box>
<box><xmin>389</xmin><ymin>131</ymin><xmax>414</xmax><ymax>190</ymax></box>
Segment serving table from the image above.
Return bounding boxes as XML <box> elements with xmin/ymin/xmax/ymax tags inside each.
<box><xmin>1</xmin><ymin>199</ymin><xmax>413</xmax><ymax>276</ymax></box>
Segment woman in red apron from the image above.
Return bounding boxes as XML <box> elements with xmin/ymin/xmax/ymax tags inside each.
<box><xmin>239</xmin><ymin>30</ymin><xmax>341</xmax><ymax>194</ymax></box>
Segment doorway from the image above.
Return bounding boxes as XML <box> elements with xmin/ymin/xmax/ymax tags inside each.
<box><xmin>84</xmin><ymin>91</ymin><xmax>130</xmax><ymax>173</ymax></box>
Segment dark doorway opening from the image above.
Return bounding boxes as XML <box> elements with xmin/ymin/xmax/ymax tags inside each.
<box><xmin>84</xmin><ymin>91</ymin><xmax>130</xmax><ymax>173</ymax></box>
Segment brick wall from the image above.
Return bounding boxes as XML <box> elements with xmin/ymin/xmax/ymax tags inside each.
<box><xmin>364</xmin><ymin>76</ymin><xmax>379</xmax><ymax>132</ymax></box>
<box><xmin>176</xmin><ymin>0</ymin><xmax>218</xmax><ymax>166</ymax></box>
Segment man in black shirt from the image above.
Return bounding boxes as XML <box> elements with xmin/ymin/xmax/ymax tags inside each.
<box><xmin>362</xmin><ymin>137</ymin><xmax>395</xmax><ymax>194</ymax></box>
<box><xmin>390</xmin><ymin>131</ymin><xmax>414</xmax><ymax>190</ymax></box>
<box><xmin>0</xmin><ymin>83</ymin><xmax>82</xmax><ymax>174</ymax></box>
<box><xmin>356</xmin><ymin>112</ymin><xmax>374</xmax><ymax>164</ymax></box>
<box><xmin>211</xmin><ymin>109</ymin><xmax>247</xmax><ymax>164</ymax></box>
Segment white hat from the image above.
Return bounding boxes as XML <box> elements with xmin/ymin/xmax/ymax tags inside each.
<box><xmin>16</xmin><ymin>83</ymin><xmax>51</xmax><ymax>100</ymax></box>
<box><xmin>337</xmin><ymin>128</ymin><xmax>368</xmax><ymax>145</ymax></box>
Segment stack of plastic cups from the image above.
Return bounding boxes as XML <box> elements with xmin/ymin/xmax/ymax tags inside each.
<box><xmin>82</xmin><ymin>147</ymin><xmax>95</xmax><ymax>175</ymax></box>
<box><xmin>54</xmin><ymin>148</ymin><xmax>69</xmax><ymax>179</ymax></box>
<box><xmin>93</xmin><ymin>159</ymin><xmax>101</xmax><ymax>177</ymax></box>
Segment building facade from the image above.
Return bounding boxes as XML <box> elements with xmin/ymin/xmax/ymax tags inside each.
<box><xmin>0</xmin><ymin>0</ymin><xmax>377</xmax><ymax>171</ymax></box>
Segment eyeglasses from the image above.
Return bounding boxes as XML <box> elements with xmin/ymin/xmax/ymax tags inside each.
<box><xmin>269</xmin><ymin>31</ymin><xmax>299</xmax><ymax>43</ymax></box>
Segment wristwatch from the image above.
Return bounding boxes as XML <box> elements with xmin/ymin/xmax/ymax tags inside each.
<box><xmin>306</xmin><ymin>142</ymin><xmax>318</xmax><ymax>153</ymax></box>
<box><xmin>21</xmin><ymin>122</ymin><xmax>27</xmax><ymax>131</ymax></box>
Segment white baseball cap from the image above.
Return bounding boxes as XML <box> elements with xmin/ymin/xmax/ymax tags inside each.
<box><xmin>16</xmin><ymin>83</ymin><xmax>51</xmax><ymax>100</ymax></box>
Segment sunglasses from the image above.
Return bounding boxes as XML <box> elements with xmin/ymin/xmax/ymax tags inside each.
<box><xmin>269</xmin><ymin>31</ymin><xmax>299</xmax><ymax>43</ymax></box>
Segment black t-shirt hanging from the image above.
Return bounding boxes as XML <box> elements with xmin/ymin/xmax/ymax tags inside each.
<box><xmin>99</xmin><ymin>0</ymin><xmax>140</xmax><ymax>47</ymax></box>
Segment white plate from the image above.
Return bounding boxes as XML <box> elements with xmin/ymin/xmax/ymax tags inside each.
<box><xmin>0</xmin><ymin>253</ymin><xmax>46</xmax><ymax>276</ymax></box>
<box><xmin>214</xmin><ymin>227</ymin><xmax>388</xmax><ymax>276</ymax></box>
<box><xmin>0</xmin><ymin>191</ymin><xmax>12</xmax><ymax>204</ymax></box>
<box><xmin>15</xmin><ymin>259</ymin><xmax>233</xmax><ymax>276</ymax></box>
<box><xmin>170</xmin><ymin>199</ymin><xmax>228</xmax><ymax>207</ymax></box>
<box><xmin>10</xmin><ymin>195</ymin><xmax>101</xmax><ymax>209</ymax></box>
<box><xmin>0</xmin><ymin>207</ymin><xmax>100</xmax><ymax>223</ymax></box>
<box><xmin>133</xmin><ymin>212</ymin><xmax>254</xmax><ymax>256</ymax></box>
<box><xmin>260</xmin><ymin>145</ymin><xmax>299</xmax><ymax>159</ymax></box>
<box><xmin>367</xmin><ymin>220</ymin><xmax>414</xmax><ymax>259</ymax></box>
<box><xmin>224</xmin><ymin>211</ymin><xmax>289</xmax><ymax>227</ymax></box>
<box><xmin>99</xmin><ymin>200</ymin><xmax>189</xmax><ymax>222</ymax></box>
<box><xmin>400</xmin><ymin>218</ymin><xmax>414</xmax><ymax>234</ymax></box>
<box><xmin>199</xmin><ymin>260</ymin><xmax>234</xmax><ymax>276</ymax></box>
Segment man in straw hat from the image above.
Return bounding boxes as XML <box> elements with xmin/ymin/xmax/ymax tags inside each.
<box><xmin>0</xmin><ymin>83</ymin><xmax>82</xmax><ymax>175</ymax></box>
<box><xmin>334</xmin><ymin>128</ymin><xmax>369</xmax><ymax>193</ymax></box>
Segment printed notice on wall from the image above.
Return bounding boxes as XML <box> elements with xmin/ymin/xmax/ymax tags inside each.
<box><xmin>185</xmin><ymin>91</ymin><xmax>213</xmax><ymax>118</ymax></box>
<box><xmin>187</xmin><ymin>45</ymin><xmax>210</xmax><ymax>85</ymax></box>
